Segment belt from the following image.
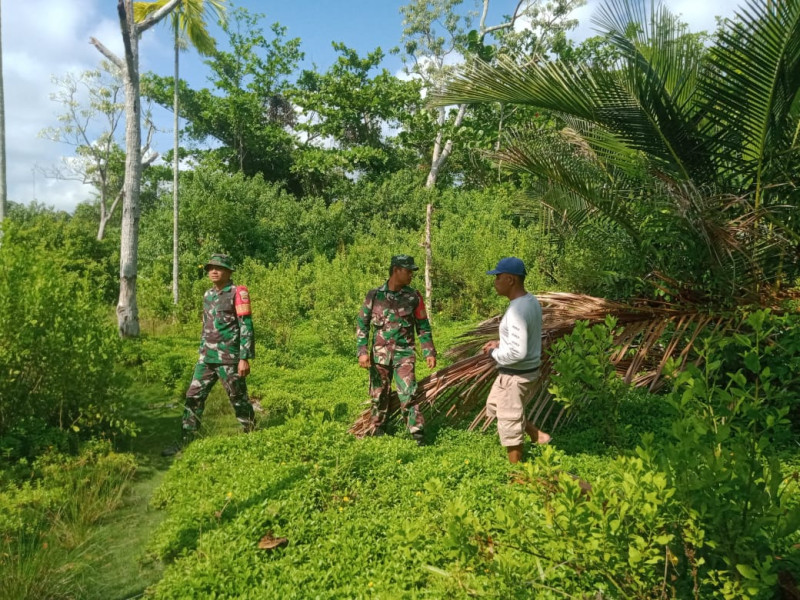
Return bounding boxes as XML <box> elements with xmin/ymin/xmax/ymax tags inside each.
<box><xmin>497</xmin><ymin>366</ymin><xmax>540</xmax><ymax>375</ymax></box>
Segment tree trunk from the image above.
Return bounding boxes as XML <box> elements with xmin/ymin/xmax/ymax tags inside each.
<box><xmin>424</xmin><ymin>202</ymin><xmax>433</xmax><ymax>310</ymax></box>
<box><xmin>90</xmin><ymin>0</ymin><xmax>181</xmax><ymax>337</ymax></box>
<box><xmin>118</xmin><ymin>0</ymin><xmax>142</xmax><ymax>338</ymax></box>
<box><xmin>172</xmin><ymin>29</ymin><xmax>180</xmax><ymax>306</ymax></box>
<box><xmin>97</xmin><ymin>186</ymin><xmax>123</xmax><ymax>242</ymax></box>
<box><xmin>0</xmin><ymin>1</ymin><xmax>7</xmax><ymax>242</ymax></box>
<box><xmin>422</xmin><ymin>103</ymin><xmax>467</xmax><ymax>310</ymax></box>
<box><xmin>98</xmin><ymin>204</ymin><xmax>109</xmax><ymax>241</ymax></box>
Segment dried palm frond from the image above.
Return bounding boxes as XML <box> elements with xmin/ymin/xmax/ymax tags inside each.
<box><xmin>349</xmin><ymin>292</ymin><xmax>743</xmax><ymax>438</ymax></box>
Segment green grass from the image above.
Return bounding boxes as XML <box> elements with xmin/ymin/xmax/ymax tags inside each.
<box><xmin>78</xmin><ymin>382</ymin><xmax>178</xmax><ymax>600</ymax></box>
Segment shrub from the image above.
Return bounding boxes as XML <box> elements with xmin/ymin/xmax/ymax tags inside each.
<box><xmin>434</xmin><ymin>185</ymin><xmax>556</xmax><ymax>318</ymax></box>
<box><xmin>237</xmin><ymin>257</ymin><xmax>305</xmax><ymax>350</ymax></box>
<box><xmin>548</xmin><ymin>316</ymin><xmax>629</xmax><ymax>446</ymax></box>
<box><xmin>0</xmin><ymin>241</ymin><xmax>135</xmax><ymax>462</ymax></box>
<box><xmin>653</xmin><ymin>311</ymin><xmax>800</xmax><ymax>599</ymax></box>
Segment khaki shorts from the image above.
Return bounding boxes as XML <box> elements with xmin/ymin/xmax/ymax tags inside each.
<box><xmin>485</xmin><ymin>371</ymin><xmax>539</xmax><ymax>447</ymax></box>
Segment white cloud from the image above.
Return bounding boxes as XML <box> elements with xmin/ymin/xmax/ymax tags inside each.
<box><xmin>3</xmin><ymin>0</ymin><xmax>168</xmax><ymax>210</ymax></box>
<box><xmin>667</xmin><ymin>0</ymin><xmax>737</xmax><ymax>32</ymax></box>
<box><xmin>4</xmin><ymin>1</ymin><xmax>111</xmax><ymax>209</ymax></box>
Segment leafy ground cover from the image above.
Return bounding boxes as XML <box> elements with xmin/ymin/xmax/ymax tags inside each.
<box><xmin>142</xmin><ymin>318</ymin><xmax>800</xmax><ymax>599</ymax></box>
<box><xmin>3</xmin><ymin>317</ymin><xmax>798</xmax><ymax>599</ymax></box>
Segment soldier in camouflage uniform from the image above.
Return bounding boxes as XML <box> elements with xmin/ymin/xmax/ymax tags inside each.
<box><xmin>164</xmin><ymin>254</ymin><xmax>255</xmax><ymax>455</ymax></box>
<box><xmin>356</xmin><ymin>255</ymin><xmax>436</xmax><ymax>445</ymax></box>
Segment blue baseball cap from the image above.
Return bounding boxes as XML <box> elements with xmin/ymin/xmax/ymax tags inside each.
<box><xmin>487</xmin><ymin>257</ymin><xmax>527</xmax><ymax>277</ymax></box>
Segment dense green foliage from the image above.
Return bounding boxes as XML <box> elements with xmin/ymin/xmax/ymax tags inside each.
<box><xmin>437</xmin><ymin>0</ymin><xmax>800</xmax><ymax>301</ymax></box>
<box><xmin>0</xmin><ymin>222</ymin><xmax>133</xmax><ymax>462</ymax></box>
<box><xmin>133</xmin><ymin>165</ymin><xmax>553</xmax><ymax>325</ymax></box>
<box><xmin>4</xmin><ymin>0</ymin><xmax>800</xmax><ymax>597</ymax></box>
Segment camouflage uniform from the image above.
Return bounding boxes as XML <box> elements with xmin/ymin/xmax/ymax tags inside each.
<box><xmin>182</xmin><ymin>254</ymin><xmax>255</xmax><ymax>437</ymax></box>
<box><xmin>356</xmin><ymin>256</ymin><xmax>436</xmax><ymax>436</ymax></box>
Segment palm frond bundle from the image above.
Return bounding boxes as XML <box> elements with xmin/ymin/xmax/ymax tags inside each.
<box><xmin>350</xmin><ymin>292</ymin><xmax>739</xmax><ymax>438</ymax></box>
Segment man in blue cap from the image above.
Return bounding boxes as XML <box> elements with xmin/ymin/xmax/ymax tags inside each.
<box><xmin>482</xmin><ymin>257</ymin><xmax>551</xmax><ymax>463</ymax></box>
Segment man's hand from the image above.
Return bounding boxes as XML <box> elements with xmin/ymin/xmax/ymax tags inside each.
<box><xmin>358</xmin><ymin>354</ymin><xmax>371</xmax><ymax>369</ymax></box>
<box><xmin>238</xmin><ymin>359</ymin><xmax>250</xmax><ymax>378</ymax></box>
<box><xmin>481</xmin><ymin>340</ymin><xmax>499</xmax><ymax>355</ymax></box>
<box><xmin>426</xmin><ymin>356</ymin><xmax>437</xmax><ymax>369</ymax></box>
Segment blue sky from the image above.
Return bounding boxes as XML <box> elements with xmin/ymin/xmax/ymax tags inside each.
<box><xmin>4</xmin><ymin>0</ymin><xmax>737</xmax><ymax>210</ymax></box>
<box><xmin>152</xmin><ymin>1</ymin><xmax>413</xmax><ymax>85</ymax></box>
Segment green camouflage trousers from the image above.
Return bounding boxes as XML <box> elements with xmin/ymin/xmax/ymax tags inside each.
<box><xmin>183</xmin><ymin>362</ymin><xmax>255</xmax><ymax>434</ymax></box>
<box><xmin>369</xmin><ymin>360</ymin><xmax>424</xmax><ymax>433</ymax></box>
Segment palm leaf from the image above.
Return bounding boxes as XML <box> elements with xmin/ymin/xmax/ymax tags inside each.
<box><xmin>699</xmin><ymin>0</ymin><xmax>800</xmax><ymax>204</ymax></box>
<box><xmin>433</xmin><ymin>1</ymin><xmax>711</xmax><ymax>184</ymax></box>
<box><xmin>489</xmin><ymin>126</ymin><xmax>641</xmax><ymax>239</ymax></box>
<box><xmin>134</xmin><ymin>0</ymin><xmax>226</xmax><ymax>55</ymax></box>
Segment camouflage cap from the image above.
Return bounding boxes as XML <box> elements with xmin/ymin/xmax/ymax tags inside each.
<box><xmin>391</xmin><ymin>254</ymin><xmax>419</xmax><ymax>271</ymax></box>
<box><xmin>204</xmin><ymin>253</ymin><xmax>235</xmax><ymax>272</ymax></box>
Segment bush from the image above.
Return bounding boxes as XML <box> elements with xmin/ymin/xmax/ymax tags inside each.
<box><xmin>0</xmin><ymin>240</ymin><xmax>134</xmax><ymax>462</ymax></box>
<box><xmin>548</xmin><ymin>316</ymin><xmax>629</xmax><ymax>446</ymax></box>
<box><xmin>434</xmin><ymin>185</ymin><xmax>556</xmax><ymax>318</ymax></box>
<box><xmin>237</xmin><ymin>258</ymin><xmax>306</xmax><ymax>350</ymax></box>
<box><xmin>653</xmin><ymin>310</ymin><xmax>800</xmax><ymax>599</ymax></box>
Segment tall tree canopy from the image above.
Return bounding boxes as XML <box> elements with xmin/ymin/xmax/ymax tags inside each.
<box><xmin>144</xmin><ymin>8</ymin><xmax>303</xmax><ymax>191</ymax></box>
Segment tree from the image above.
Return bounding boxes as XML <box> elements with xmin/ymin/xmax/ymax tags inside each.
<box><xmin>0</xmin><ymin>0</ymin><xmax>6</xmax><ymax>242</ymax></box>
<box><xmin>90</xmin><ymin>0</ymin><xmax>181</xmax><ymax>338</ymax></box>
<box><xmin>135</xmin><ymin>0</ymin><xmax>226</xmax><ymax>307</ymax></box>
<box><xmin>435</xmin><ymin>0</ymin><xmax>800</xmax><ymax>299</ymax></box>
<box><xmin>143</xmin><ymin>8</ymin><xmax>303</xmax><ymax>188</ymax></box>
<box><xmin>291</xmin><ymin>43</ymin><xmax>423</xmax><ymax>197</ymax></box>
<box><xmin>39</xmin><ymin>64</ymin><xmax>158</xmax><ymax>240</ymax></box>
<box><xmin>400</xmin><ymin>0</ymin><xmax>585</xmax><ymax>310</ymax></box>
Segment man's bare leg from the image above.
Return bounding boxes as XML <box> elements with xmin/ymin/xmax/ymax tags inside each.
<box><xmin>507</xmin><ymin>444</ymin><xmax>524</xmax><ymax>464</ymax></box>
<box><xmin>525</xmin><ymin>420</ymin><xmax>551</xmax><ymax>444</ymax></box>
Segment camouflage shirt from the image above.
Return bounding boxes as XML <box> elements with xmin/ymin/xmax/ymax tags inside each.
<box><xmin>356</xmin><ymin>282</ymin><xmax>436</xmax><ymax>365</ymax></box>
<box><xmin>198</xmin><ymin>283</ymin><xmax>255</xmax><ymax>364</ymax></box>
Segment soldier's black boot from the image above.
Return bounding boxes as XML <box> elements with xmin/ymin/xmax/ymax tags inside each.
<box><xmin>411</xmin><ymin>430</ymin><xmax>426</xmax><ymax>447</ymax></box>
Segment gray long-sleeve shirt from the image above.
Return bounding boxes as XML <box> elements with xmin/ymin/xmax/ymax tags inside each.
<box><xmin>491</xmin><ymin>293</ymin><xmax>542</xmax><ymax>373</ymax></box>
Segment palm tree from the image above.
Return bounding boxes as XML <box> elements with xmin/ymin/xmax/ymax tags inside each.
<box><xmin>437</xmin><ymin>0</ymin><xmax>800</xmax><ymax>295</ymax></box>
<box><xmin>351</xmin><ymin>0</ymin><xmax>800</xmax><ymax>435</ymax></box>
<box><xmin>135</xmin><ymin>0</ymin><xmax>226</xmax><ymax>307</ymax></box>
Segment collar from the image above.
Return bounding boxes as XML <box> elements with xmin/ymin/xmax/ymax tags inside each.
<box><xmin>212</xmin><ymin>282</ymin><xmax>234</xmax><ymax>293</ymax></box>
<box><xmin>380</xmin><ymin>281</ymin><xmax>408</xmax><ymax>294</ymax></box>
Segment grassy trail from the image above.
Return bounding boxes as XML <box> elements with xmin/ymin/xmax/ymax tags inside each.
<box><xmin>79</xmin><ymin>382</ymin><xmax>183</xmax><ymax>599</ymax></box>
<box><xmin>80</xmin><ymin>364</ymin><xmax>252</xmax><ymax>600</ymax></box>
